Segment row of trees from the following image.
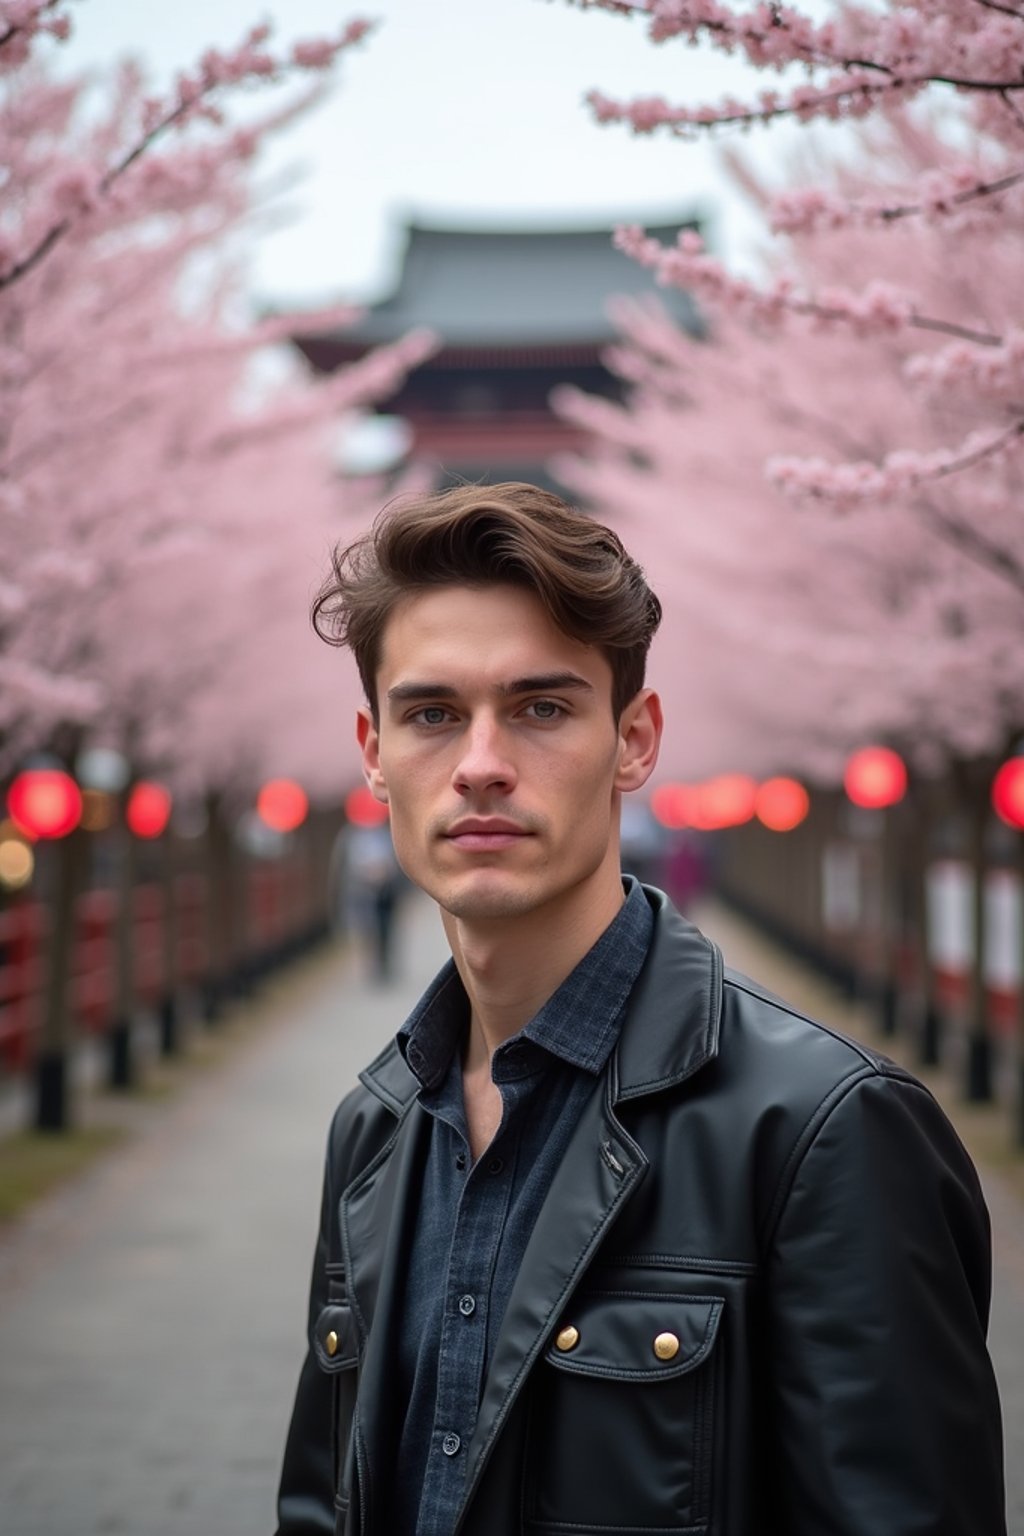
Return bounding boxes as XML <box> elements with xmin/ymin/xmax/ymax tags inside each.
<box><xmin>0</xmin><ymin>3</ymin><xmax>431</xmax><ymax>1127</ymax></box>
<box><xmin>560</xmin><ymin>1</ymin><xmax>1024</xmax><ymax>1106</ymax></box>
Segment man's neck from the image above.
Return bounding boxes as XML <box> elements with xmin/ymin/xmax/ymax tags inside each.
<box><xmin>441</xmin><ymin>871</ymin><xmax>626</xmax><ymax>1066</ymax></box>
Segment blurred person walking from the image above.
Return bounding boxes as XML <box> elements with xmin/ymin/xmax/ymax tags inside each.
<box><xmin>343</xmin><ymin>821</ymin><xmax>405</xmax><ymax>983</ymax></box>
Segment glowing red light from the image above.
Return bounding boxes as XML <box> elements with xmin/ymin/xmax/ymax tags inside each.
<box><xmin>843</xmin><ymin>747</ymin><xmax>907</xmax><ymax>809</ymax></box>
<box><xmin>257</xmin><ymin>778</ymin><xmax>309</xmax><ymax>833</ymax></box>
<box><xmin>344</xmin><ymin>786</ymin><xmax>390</xmax><ymax>828</ymax></box>
<box><xmin>650</xmin><ymin>783</ymin><xmax>701</xmax><ymax>830</ymax></box>
<box><xmin>698</xmin><ymin>774</ymin><xmax>758</xmax><ymax>830</ymax></box>
<box><xmin>7</xmin><ymin>769</ymin><xmax>82</xmax><ymax>839</ymax></box>
<box><xmin>126</xmin><ymin>781</ymin><xmax>172</xmax><ymax>839</ymax></box>
<box><xmin>992</xmin><ymin>758</ymin><xmax>1024</xmax><ymax>831</ymax></box>
<box><xmin>755</xmin><ymin>777</ymin><xmax>810</xmax><ymax>833</ymax></box>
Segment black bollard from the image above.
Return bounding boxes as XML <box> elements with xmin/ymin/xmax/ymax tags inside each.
<box><xmin>965</xmin><ymin>1030</ymin><xmax>993</xmax><ymax>1103</ymax></box>
<box><xmin>159</xmin><ymin>994</ymin><xmax>179</xmax><ymax>1057</ymax></box>
<box><xmin>109</xmin><ymin>1016</ymin><xmax>134</xmax><ymax>1089</ymax></box>
<box><xmin>919</xmin><ymin>999</ymin><xmax>942</xmax><ymax>1067</ymax></box>
<box><xmin>35</xmin><ymin>1052</ymin><xmax>69</xmax><ymax>1132</ymax></box>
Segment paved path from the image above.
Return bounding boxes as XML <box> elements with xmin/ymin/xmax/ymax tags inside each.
<box><xmin>0</xmin><ymin>898</ymin><xmax>449</xmax><ymax>1536</ymax></box>
<box><xmin>0</xmin><ymin>894</ymin><xmax>1019</xmax><ymax>1534</ymax></box>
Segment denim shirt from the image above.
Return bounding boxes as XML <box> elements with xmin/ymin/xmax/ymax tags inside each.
<box><xmin>390</xmin><ymin>879</ymin><xmax>654</xmax><ymax>1536</ymax></box>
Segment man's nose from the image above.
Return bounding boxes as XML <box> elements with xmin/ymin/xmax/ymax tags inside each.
<box><xmin>452</xmin><ymin>713</ymin><xmax>517</xmax><ymax>795</ymax></box>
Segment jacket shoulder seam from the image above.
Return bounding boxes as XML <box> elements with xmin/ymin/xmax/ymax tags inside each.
<box><xmin>724</xmin><ymin>975</ymin><xmax>917</xmax><ymax>1081</ymax></box>
<box><xmin>762</xmin><ymin>1066</ymin><xmax>937</xmax><ymax>1249</ymax></box>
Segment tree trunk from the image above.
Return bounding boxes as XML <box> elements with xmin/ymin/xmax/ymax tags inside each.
<box><xmin>203</xmin><ymin>792</ymin><xmax>239</xmax><ymax>1019</ymax></box>
<box><xmin>903</xmin><ymin>783</ymin><xmax>943</xmax><ymax>1067</ymax></box>
<box><xmin>158</xmin><ymin>830</ymin><xmax>181</xmax><ymax>1056</ymax></box>
<box><xmin>108</xmin><ymin>807</ymin><xmax>137</xmax><ymax>1090</ymax></box>
<box><xmin>1016</xmin><ymin>832</ymin><xmax>1024</xmax><ymax>1146</ymax></box>
<box><xmin>34</xmin><ymin>825</ymin><xmax>89</xmax><ymax>1132</ymax></box>
<box><xmin>964</xmin><ymin>786</ymin><xmax>994</xmax><ymax>1102</ymax></box>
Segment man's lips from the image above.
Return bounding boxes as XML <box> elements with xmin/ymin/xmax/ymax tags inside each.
<box><xmin>443</xmin><ymin>820</ymin><xmax>533</xmax><ymax>850</ymax></box>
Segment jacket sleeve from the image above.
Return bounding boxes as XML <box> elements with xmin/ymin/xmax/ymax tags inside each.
<box><xmin>764</xmin><ymin>1068</ymin><xmax>1005</xmax><ymax>1535</ymax></box>
<box><xmin>275</xmin><ymin>1108</ymin><xmax>346</xmax><ymax>1536</ymax></box>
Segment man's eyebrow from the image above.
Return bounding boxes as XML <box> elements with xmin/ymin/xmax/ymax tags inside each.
<box><xmin>498</xmin><ymin>673</ymin><xmax>595</xmax><ymax>697</ymax></box>
<box><xmin>385</xmin><ymin>673</ymin><xmax>594</xmax><ymax>706</ymax></box>
<box><xmin>387</xmin><ymin>682</ymin><xmax>459</xmax><ymax>704</ymax></box>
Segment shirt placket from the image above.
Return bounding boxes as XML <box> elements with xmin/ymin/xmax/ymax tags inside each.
<box><xmin>415</xmin><ymin>1087</ymin><xmax>522</xmax><ymax>1535</ymax></box>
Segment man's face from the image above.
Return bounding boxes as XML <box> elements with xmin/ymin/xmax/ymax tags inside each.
<box><xmin>357</xmin><ymin>583</ymin><xmax>658</xmax><ymax>925</ymax></box>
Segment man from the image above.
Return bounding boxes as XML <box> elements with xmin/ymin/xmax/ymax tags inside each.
<box><xmin>277</xmin><ymin>483</ymin><xmax>1004</xmax><ymax>1535</ymax></box>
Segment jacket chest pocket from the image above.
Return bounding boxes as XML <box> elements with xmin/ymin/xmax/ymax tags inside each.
<box><xmin>525</xmin><ymin>1291</ymin><xmax>723</xmax><ymax>1535</ymax></box>
<box><xmin>312</xmin><ymin>1289</ymin><xmax>359</xmax><ymax>1517</ymax></box>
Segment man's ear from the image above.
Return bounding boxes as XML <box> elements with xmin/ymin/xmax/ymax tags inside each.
<box><xmin>356</xmin><ymin>707</ymin><xmax>389</xmax><ymax>804</ymax></box>
<box><xmin>614</xmin><ymin>688</ymin><xmax>662</xmax><ymax>794</ymax></box>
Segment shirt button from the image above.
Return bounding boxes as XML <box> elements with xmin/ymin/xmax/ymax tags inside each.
<box><xmin>442</xmin><ymin>1432</ymin><xmax>461</xmax><ymax>1456</ymax></box>
<box><xmin>487</xmin><ymin>1156</ymin><xmax>504</xmax><ymax>1175</ymax></box>
<box><xmin>455</xmin><ymin>1152</ymin><xmax>467</xmax><ymax>1171</ymax></box>
<box><xmin>458</xmin><ymin>1294</ymin><xmax>476</xmax><ymax>1317</ymax></box>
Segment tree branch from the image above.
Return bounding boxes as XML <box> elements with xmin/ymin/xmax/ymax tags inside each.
<box><xmin>926</xmin><ymin>416</ymin><xmax>1024</xmax><ymax>481</ymax></box>
<box><xmin>970</xmin><ymin>0</ymin><xmax>1024</xmax><ymax>19</ymax></box>
<box><xmin>0</xmin><ymin>0</ymin><xmax>62</xmax><ymax>53</ymax></box>
<box><xmin>912</xmin><ymin>489</ymin><xmax>1024</xmax><ymax>598</ymax></box>
<box><xmin>998</xmin><ymin>88</ymin><xmax>1024</xmax><ymax>133</ymax></box>
<box><xmin>0</xmin><ymin>96</ymin><xmax>193</xmax><ymax>293</ymax></box>
<box><xmin>877</xmin><ymin>167</ymin><xmax>1024</xmax><ymax>223</ymax></box>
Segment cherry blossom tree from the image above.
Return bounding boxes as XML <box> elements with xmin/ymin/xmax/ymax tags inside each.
<box><xmin>0</xmin><ymin>3</ymin><xmax>434</xmax><ymax>1127</ymax></box>
<box><xmin>560</xmin><ymin>1</ymin><xmax>1024</xmax><ymax>1106</ymax></box>
<box><xmin>572</xmin><ymin>0</ymin><xmax>1024</xmax><ymax>562</ymax></box>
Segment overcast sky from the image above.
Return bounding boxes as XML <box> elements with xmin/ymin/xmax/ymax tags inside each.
<box><xmin>63</xmin><ymin>0</ymin><xmax>809</xmax><ymax>309</ymax></box>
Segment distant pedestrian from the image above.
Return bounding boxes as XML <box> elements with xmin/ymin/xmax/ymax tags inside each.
<box><xmin>664</xmin><ymin>828</ymin><xmax>707</xmax><ymax>914</ymax></box>
<box><xmin>344</xmin><ymin>821</ymin><xmax>403</xmax><ymax>982</ymax></box>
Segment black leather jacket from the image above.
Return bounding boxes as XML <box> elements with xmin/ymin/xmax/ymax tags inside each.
<box><xmin>276</xmin><ymin>889</ymin><xmax>1005</xmax><ymax>1535</ymax></box>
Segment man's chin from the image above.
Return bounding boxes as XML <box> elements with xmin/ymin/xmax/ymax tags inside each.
<box><xmin>436</xmin><ymin>874</ymin><xmax>542</xmax><ymax>923</ymax></box>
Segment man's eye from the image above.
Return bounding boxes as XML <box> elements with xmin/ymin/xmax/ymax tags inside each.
<box><xmin>412</xmin><ymin>706</ymin><xmax>451</xmax><ymax>726</ymax></box>
<box><xmin>525</xmin><ymin>699</ymin><xmax>564</xmax><ymax>721</ymax></box>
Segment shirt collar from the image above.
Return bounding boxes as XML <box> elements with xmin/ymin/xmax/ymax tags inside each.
<box><xmin>398</xmin><ymin>877</ymin><xmax>653</xmax><ymax>1090</ymax></box>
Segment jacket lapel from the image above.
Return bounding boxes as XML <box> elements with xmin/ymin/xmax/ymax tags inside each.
<box><xmin>459</xmin><ymin>1076</ymin><xmax>646</xmax><ymax>1517</ymax></box>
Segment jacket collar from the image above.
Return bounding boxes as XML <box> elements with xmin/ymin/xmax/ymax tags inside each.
<box><xmin>613</xmin><ymin>885</ymin><xmax>723</xmax><ymax>1099</ymax></box>
<box><xmin>357</xmin><ymin>885</ymin><xmax>723</xmax><ymax>1115</ymax></box>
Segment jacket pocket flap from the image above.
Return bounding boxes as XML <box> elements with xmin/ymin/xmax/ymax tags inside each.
<box><xmin>544</xmin><ymin>1292</ymin><xmax>723</xmax><ymax>1382</ymax></box>
<box><xmin>312</xmin><ymin>1303</ymin><xmax>358</xmax><ymax>1372</ymax></box>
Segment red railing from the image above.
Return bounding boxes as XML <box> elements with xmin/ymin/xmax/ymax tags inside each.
<box><xmin>0</xmin><ymin>859</ymin><xmax>314</xmax><ymax>1074</ymax></box>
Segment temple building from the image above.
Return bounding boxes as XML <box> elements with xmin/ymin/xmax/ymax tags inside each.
<box><xmin>292</xmin><ymin>217</ymin><xmax>702</xmax><ymax>490</ymax></box>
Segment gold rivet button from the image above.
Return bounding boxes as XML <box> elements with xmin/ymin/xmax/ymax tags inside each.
<box><xmin>654</xmin><ymin>1331</ymin><xmax>680</xmax><ymax>1361</ymax></box>
<box><xmin>325</xmin><ymin>1330</ymin><xmax>339</xmax><ymax>1357</ymax></box>
<box><xmin>555</xmin><ymin>1325</ymin><xmax>580</xmax><ymax>1352</ymax></box>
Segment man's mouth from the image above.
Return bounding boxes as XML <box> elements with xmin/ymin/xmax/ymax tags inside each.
<box><xmin>443</xmin><ymin>819</ymin><xmax>532</xmax><ymax>850</ymax></box>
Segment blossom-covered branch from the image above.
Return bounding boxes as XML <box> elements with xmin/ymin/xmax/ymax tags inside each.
<box><xmin>0</xmin><ymin>0</ymin><xmax>70</xmax><ymax>64</ymax></box>
<box><xmin>0</xmin><ymin>17</ymin><xmax>373</xmax><ymax>290</ymax></box>
<box><xmin>614</xmin><ymin>225</ymin><xmax>1003</xmax><ymax>347</ymax></box>
<box><xmin>579</xmin><ymin>0</ymin><xmax>1024</xmax><ymax>136</ymax></box>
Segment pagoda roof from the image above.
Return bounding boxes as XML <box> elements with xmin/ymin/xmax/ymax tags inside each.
<box><xmin>328</xmin><ymin>217</ymin><xmax>702</xmax><ymax>348</ymax></box>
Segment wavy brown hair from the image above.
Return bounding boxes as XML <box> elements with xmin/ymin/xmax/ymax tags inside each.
<box><xmin>311</xmin><ymin>482</ymin><xmax>661</xmax><ymax>722</ymax></box>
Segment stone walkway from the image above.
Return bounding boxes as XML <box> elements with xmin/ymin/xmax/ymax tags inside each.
<box><xmin>0</xmin><ymin>893</ymin><xmax>1018</xmax><ymax>1533</ymax></box>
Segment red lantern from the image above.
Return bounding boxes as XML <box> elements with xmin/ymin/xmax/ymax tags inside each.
<box><xmin>698</xmin><ymin>774</ymin><xmax>758</xmax><ymax>830</ymax></box>
<box><xmin>650</xmin><ymin>783</ymin><xmax>700</xmax><ymax>830</ymax></box>
<box><xmin>843</xmin><ymin>747</ymin><xmax>907</xmax><ymax>810</ymax></box>
<box><xmin>257</xmin><ymin>778</ymin><xmax>309</xmax><ymax>833</ymax></box>
<box><xmin>756</xmin><ymin>777</ymin><xmax>810</xmax><ymax>833</ymax></box>
<box><xmin>126</xmin><ymin>781</ymin><xmax>172</xmax><ymax>839</ymax></box>
<box><xmin>992</xmin><ymin>758</ymin><xmax>1024</xmax><ymax>830</ymax></box>
<box><xmin>345</xmin><ymin>785</ymin><xmax>390</xmax><ymax>828</ymax></box>
<box><xmin>7</xmin><ymin>769</ymin><xmax>82</xmax><ymax>839</ymax></box>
